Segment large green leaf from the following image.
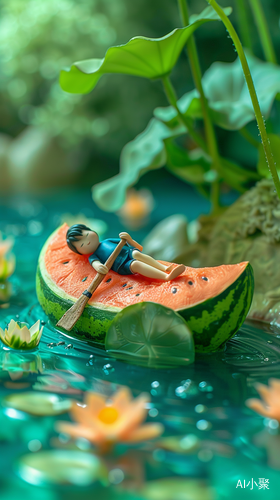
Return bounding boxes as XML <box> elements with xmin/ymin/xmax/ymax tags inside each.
<box><xmin>60</xmin><ymin>6</ymin><xmax>232</xmax><ymax>94</ymax></box>
<box><xmin>155</xmin><ymin>54</ymin><xmax>280</xmax><ymax>130</ymax></box>
<box><xmin>165</xmin><ymin>141</ymin><xmax>211</xmax><ymax>184</ymax></box>
<box><xmin>92</xmin><ymin>118</ymin><xmax>185</xmax><ymax>212</ymax></box>
<box><xmin>142</xmin><ymin>214</ymin><xmax>189</xmax><ymax>262</ymax></box>
<box><xmin>258</xmin><ymin>133</ymin><xmax>280</xmax><ymax>178</ymax></box>
<box><xmin>105</xmin><ymin>302</ymin><xmax>195</xmax><ymax>368</ymax></box>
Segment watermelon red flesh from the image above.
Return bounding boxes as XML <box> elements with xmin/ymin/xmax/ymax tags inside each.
<box><xmin>44</xmin><ymin>224</ymin><xmax>249</xmax><ymax>311</ymax></box>
<box><xmin>37</xmin><ymin>224</ymin><xmax>254</xmax><ymax>352</ymax></box>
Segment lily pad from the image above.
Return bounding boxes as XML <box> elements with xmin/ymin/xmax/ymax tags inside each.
<box><xmin>105</xmin><ymin>302</ymin><xmax>195</xmax><ymax>368</ymax></box>
<box><xmin>155</xmin><ymin>54</ymin><xmax>280</xmax><ymax>131</ymax></box>
<box><xmin>16</xmin><ymin>450</ymin><xmax>107</xmax><ymax>486</ymax></box>
<box><xmin>60</xmin><ymin>6</ymin><xmax>232</xmax><ymax>94</ymax></box>
<box><xmin>140</xmin><ymin>478</ymin><xmax>213</xmax><ymax>500</ymax></box>
<box><xmin>3</xmin><ymin>391</ymin><xmax>72</xmax><ymax>416</ymax></box>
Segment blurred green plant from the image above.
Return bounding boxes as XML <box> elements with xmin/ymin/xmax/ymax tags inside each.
<box><xmin>0</xmin><ymin>0</ymin><xmax>177</xmax><ymax>161</ymax></box>
<box><xmin>59</xmin><ymin>0</ymin><xmax>280</xmax><ymax>214</ymax></box>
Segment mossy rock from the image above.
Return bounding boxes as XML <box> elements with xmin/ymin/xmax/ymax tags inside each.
<box><xmin>207</xmin><ymin>179</ymin><xmax>280</xmax><ymax>324</ymax></box>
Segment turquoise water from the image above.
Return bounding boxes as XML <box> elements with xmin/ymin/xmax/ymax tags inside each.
<box><xmin>1</xmin><ymin>184</ymin><xmax>280</xmax><ymax>499</ymax></box>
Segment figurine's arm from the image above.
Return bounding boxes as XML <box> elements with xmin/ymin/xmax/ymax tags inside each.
<box><xmin>91</xmin><ymin>260</ymin><xmax>108</xmax><ymax>274</ymax></box>
<box><xmin>119</xmin><ymin>232</ymin><xmax>143</xmax><ymax>251</ymax></box>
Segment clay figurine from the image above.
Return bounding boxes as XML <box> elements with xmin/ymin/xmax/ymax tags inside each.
<box><xmin>66</xmin><ymin>224</ymin><xmax>185</xmax><ymax>281</ymax></box>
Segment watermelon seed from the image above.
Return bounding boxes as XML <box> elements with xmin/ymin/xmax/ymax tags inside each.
<box><xmin>127</xmin><ymin>287</ymin><xmax>133</xmax><ymax>290</ymax></box>
<box><xmin>135</xmin><ymin>293</ymin><xmax>140</xmax><ymax>296</ymax></box>
<box><xmin>62</xmin><ymin>261</ymin><xmax>69</xmax><ymax>265</ymax></box>
<box><xmin>106</xmin><ymin>278</ymin><xmax>112</xmax><ymax>283</ymax></box>
<box><xmin>122</xmin><ymin>283</ymin><xmax>127</xmax><ymax>287</ymax></box>
<box><xmin>202</xmin><ymin>277</ymin><xmax>208</xmax><ymax>281</ymax></box>
<box><xmin>82</xmin><ymin>277</ymin><xmax>87</xmax><ymax>282</ymax></box>
<box><xmin>172</xmin><ymin>287</ymin><xmax>177</xmax><ymax>294</ymax></box>
<box><xmin>188</xmin><ymin>281</ymin><xmax>193</xmax><ymax>285</ymax></box>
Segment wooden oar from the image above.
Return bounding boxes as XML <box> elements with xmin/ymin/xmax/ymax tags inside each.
<box><xmin>56</xmin><ymin>237</ymin><xmax>134</xmax><ymax>331</ymax></box>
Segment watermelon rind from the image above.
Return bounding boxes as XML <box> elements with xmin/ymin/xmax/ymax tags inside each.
<box><xmin>36</xmin><ymin>229</ymin><xmax>254</xmax><ymax>353</ymax></box>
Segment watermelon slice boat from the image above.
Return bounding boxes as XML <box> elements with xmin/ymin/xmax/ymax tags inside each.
<box><xmin>36</xmin><ymin>224</ymin><xmax>254</xmax><ymax>353</ymax></box>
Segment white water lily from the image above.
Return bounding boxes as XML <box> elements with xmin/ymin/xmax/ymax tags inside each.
<box><xmin>0</xmin><ymin>319</ymin><xmax>43</xmax><ymax>350</ymax></box>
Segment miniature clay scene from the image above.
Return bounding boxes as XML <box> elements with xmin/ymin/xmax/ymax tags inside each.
<box><xmin>1</xmin><ymin>0</ymin><xmax>280</xmax><ymax>499</ymax></box>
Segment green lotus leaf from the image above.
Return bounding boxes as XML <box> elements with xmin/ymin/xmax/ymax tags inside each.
<box><xmin>60</xmin><ymin>6</ymin><xmax>232</xmax><ymax>94</ymax></box>
<box><xmin>165</xmin><ymin>141</ymin><xmax>211</xmax><ymax>184</ymax></box>
<box><xmin>258</xmin><ymin>134</ymin><xmax>280</xmax><ymax>178</ymax></box>
<box><xmin>105</xmin><ymin>302</ymin><xmax>195</xmax><ymax>368</ymax></box>
<box><xmin>142</xmin><ymin>214</ymin><xmax>189</xmax><ymax>262</ymax></box>
<box><xmin>16</xmin><ymin>450</ymin><xmax>107</xmax><ymax>486</ymax></box>
<box><xmin>92</xmin><ymin>118</ymin><xmax>185</xmax><ymax>212</ymax></box>
<box><xmin>154</xmin><ymin>54</ymin><xmax>280</xmax><ymax>131</ymax></box>
<box><xmin>220</xmin><ymin>158</ymin><xmax>260</xmax><ymax>192</ymax></box>
<box><xmin>3</xmin><ymin>392</ymin><xmax>72</xmax><ymax>416</ymax></box>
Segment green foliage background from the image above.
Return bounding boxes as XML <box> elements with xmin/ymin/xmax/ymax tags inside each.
<box><xmin>0</xmin><ymin>0</ymin><xmax>280</xmax><ymax>186</ymax></box>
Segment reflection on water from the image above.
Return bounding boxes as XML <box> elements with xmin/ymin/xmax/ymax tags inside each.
<box><xmin>1</xmin><ymin>303</ymin><xmax>280</xmax><ymax>498</ymax></box>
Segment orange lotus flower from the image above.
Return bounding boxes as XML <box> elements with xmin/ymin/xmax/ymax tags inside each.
<box><xmin>246</xmin><ymin>378</ymin><xmax>280</xmax><ymax>421</ymax></box>
<box><xmin>57</xmin><ymin>387</ymin><xmax>163</xmax><ymax>451</ymax></box>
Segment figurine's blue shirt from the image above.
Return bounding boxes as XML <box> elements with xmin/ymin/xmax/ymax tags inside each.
<box><xmin>88</xmin><ymin>238</ymin><xmax>136</xmax><ymax>274</ymax></box>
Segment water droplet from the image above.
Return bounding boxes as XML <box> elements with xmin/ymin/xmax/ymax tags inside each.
<box><xmin>102</xmin><ymin>363</ymin><xmax>115</xmax><ymax>375</ymax></box>
<box><xmin>196</xmin><ymin>419</ymin><xmax>212</xmax><ymax>431</ymax></box>
<box><xmin>268</xmin><ymin>419</ymin><xmax>279</xmax><ymax>430</ymax></box>
<box><xmin>195</xmin><ymin>404</ymin><xmax>206</xmax><ymax>413</ymax></box>
<box><xmin>175</xmin><ymin>386</ymin><xmax>186</xmax><ymax>398</ymax></box>
<box><xmin>151</xmin><ymin>381</ymin><xmax>160</xmax><ymax>388</ymax></box>
<box><xmin>198</xmin><ymin>448</ymin><xmax>213</xmax><ymax>462</ymax></box>
<box><xmin>180</xmin><ymin>434</ymin><xmax>198</xmax><ymax>450</ymax></box>
<box><xmin>149</xmin><ymin>408</ymin><xmax>159</xmax><ymax>417</ymax></box>
<box><xmin>199</xmin><ymin>381</ymin><xmax>213</xmax><ymax>392</ymax></box>
<box><xmin>28</xmin><ymin>439</ymin><xmax>42</xmax><ymax>452</ymax></box>
<box><xmin>65</xmin><ymin>344</ymin><xmax>73</xmax><ymax>349</ymax></box>
<box><xmin>108</xmin><ymin>468</ymin><xmax>124</xmax><ymax>485</ymax></box>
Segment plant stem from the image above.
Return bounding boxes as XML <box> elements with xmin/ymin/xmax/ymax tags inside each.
<box><xmin>206</xmin><ymin>0</ymin><xmax>280</xmax><ymax>199</ymax></box>
<box><xmin>235</xmin><ymin>0</ymin><xmax>253</xmax><ymax>50</ymax></box>
<box><xmin>248</xmin><ymin>0</ymin><xmax>277</xmax><ymax>64</ymax></box>
<box><xmin>161</xmin><ymin>75</ymin><xmax>207</xmax><ymax>152</ymax></box>
<box><xmin>177</xmin><ymin>0</ymin><xmax>221</xmax><ymax>213</ymax></box>
<box><xmin>239</xmin><ymin>126</ymin><xmax>260</xmax><ymax>148</ymax></box>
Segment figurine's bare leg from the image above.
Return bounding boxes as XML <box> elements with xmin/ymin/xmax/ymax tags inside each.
<box><xmin>132</xmin><ymin>250</ymin><xmax>173</xmax><ymax>272</ymax></box>
<box><xmin>130</xmin><ymin>261</ymin><xmax>185</xmax><ymax>280</ymax></box>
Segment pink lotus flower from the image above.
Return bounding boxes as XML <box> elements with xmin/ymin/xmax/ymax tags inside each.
<box><xmin>57</xmin><ymin>387</ymin><xmax>163</xmax><ymax>452</ymax></box>
<box><xmin>246</xmin><ymin>378</ymin><xmax>280</xmax><ymax>421</ymax></box>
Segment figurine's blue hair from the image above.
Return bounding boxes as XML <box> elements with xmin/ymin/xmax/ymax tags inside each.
<box><xmin>66</xmin><ymin>224</ymin><xmax>97</xmax><ymax>254</ymax></box>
